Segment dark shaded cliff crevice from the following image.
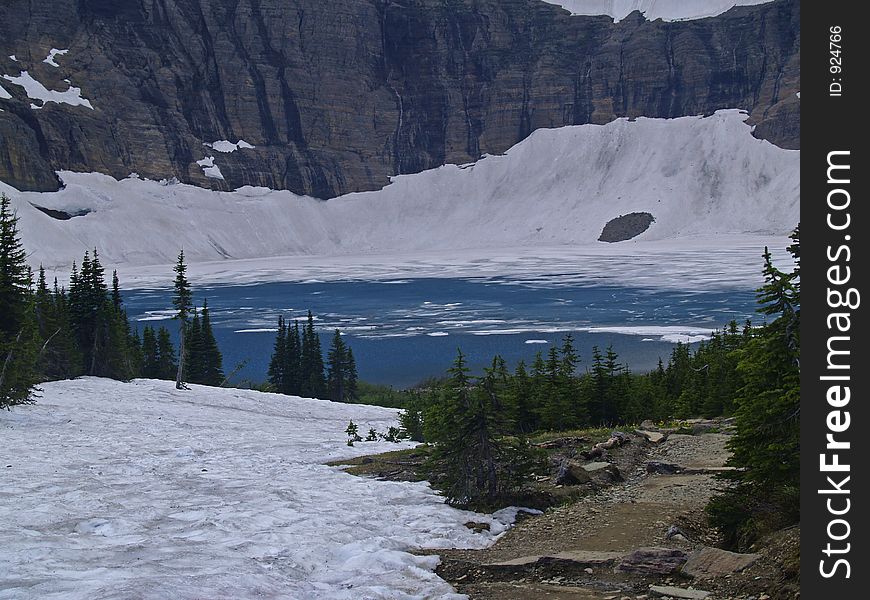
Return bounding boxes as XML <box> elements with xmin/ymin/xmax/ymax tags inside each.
<box><xmin>0</xmin><ymin>0</ymin><xmax>799</xmax><ymax>197</ymax></box>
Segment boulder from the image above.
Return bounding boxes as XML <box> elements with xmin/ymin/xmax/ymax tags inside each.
<box><xmin>555</xmin><ymin>461</ymin><xmax>592</xmax><ymax>486</ymax></box>
<box><xmin>615</xmin><ymin>547</ymin><xmax>688</xmax><ymax>575</ymax></box>
<box><xmin>682</xmin><ymin>547</ymin><xmax>760</xmax><ymax>579</ymax></box>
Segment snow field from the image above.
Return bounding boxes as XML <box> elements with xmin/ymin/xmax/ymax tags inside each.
<box><xmin>0</xmin><ymin>378</ymin><xmax>519</xmax><ymax>599</ymax></box>
<box><xmin>538</xmin><ymin>0</ymin><xmax>775</xmax><ymax>22</ymax></box>
<box><xmin>3</xmin><ymin>110</ymin><xmax>798</xmax><ymax>279</ymax></box>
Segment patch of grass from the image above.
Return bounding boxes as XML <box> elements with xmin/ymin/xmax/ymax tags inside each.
<box><xmin>327</xmin><ymin>447</ymin><xmax>430</xmax><ymax>481</ymax></box>
<box><xmin>528</xmin><ymin>427</ymin><xmax>613</xmax><ymax>445</ymax></box>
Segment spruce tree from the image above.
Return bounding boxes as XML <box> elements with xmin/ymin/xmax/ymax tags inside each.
<box><xmin>708</xmin><ymin>231</ymin><xmax>801</xmax><ymax>548</ymax></box>
<box><xmin>0</xmin><ymin>194</ymin><xmax>39</xmax><ymax>407</ymax></box>
<box><xmin>142</xmin><ymin>326</ymin><xmax>160</xmax><ymax>378</ymax></box>
<box><xmin>172</xmin><ymin>250</ymin><xmax>193</xmax><ymax>389</ymax></box>
<box><xmin>185</xmin><ymin>308</ymin><xmax>203</xmax><ymax>384</ymax></box>
<box><xmin>156</xmin><ymin>326</ymin><xmax>178</xmax><ymax>380</ymax></box>
<box><xmin>286</xmin><ymin>319</ymin><xmax>302</xmax><ymax>394</ymax></box>
<box><xmin>345</xmin><ymin>346</ymin><xmax>358</xmax><ymax>402</ymax></box>
<box><xmin>300</xmin><ymin>311</ymin><xmax>325</xmax><ymax>398</ymax></box>
<box><xmin>198</xmin><ymin>299</ymin><xmax>223</xmax><ymax>385</ymax></box>
<box><xmin>326</xmin><ymin>329</ymin><xmax>351</xmax><ymax>402</ymax></box>
<box><xmin>268</xmin><ymin>316</ymin><xmax>287</xmax><ymax>392</ymax></box>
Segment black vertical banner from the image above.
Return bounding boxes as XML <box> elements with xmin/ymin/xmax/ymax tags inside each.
<box><xmin>802</xmin><ymin>0</ymin><xmax>867</xmax><ymax>596</ymax></box>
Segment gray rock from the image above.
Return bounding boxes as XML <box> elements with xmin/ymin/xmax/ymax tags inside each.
<box><xmin>682</xmin><ymin>546</ymin><xmax>760</xmax><ymax>579</ymax></box>
<box><xmin>615</xmin><ymin>547</ymin><xmax>688</xmax><ymax>575</ymax></box>
<box><xmin>555</xmin><ymin>461</ymin><xmax>592</xmax><ymax>486</ymax></box>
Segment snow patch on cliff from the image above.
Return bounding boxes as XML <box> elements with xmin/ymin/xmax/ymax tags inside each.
<box><xmin>539</xmin><ymin>0</ymin><xmax>774</xmax><ymax>21</ymax></box>
<box><xmin>1</xmin><ymin>70</ymin><xmax>93</xmax><ymax>109</ymax></box>
<box><xmin>196</xmin><ymin>156</ymin><xmax>224</xmax><ymax>180</ymax></box>
<box><xmin>205</xmin><ymin>140</ymin><xmax>255</xmax><ymax>153</ymax></box>
<box><xmin>43</xmin><ymin>48</ymin><xmax>69</xmax><ymax>67</ymax></box>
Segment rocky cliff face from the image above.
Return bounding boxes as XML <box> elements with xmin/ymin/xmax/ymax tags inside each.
<box><xmin>0</xmin><ymin>0</ymin><xmax>799</xmax><ymax>197</ymax></box>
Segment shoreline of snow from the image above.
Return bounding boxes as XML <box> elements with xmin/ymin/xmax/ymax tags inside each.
<box><xmin>0</xmin><ymin>378</ymin><xmax>530</xmax><ymax>599</ymax></box>
<box><xmin>538</xmin><ymin>0</ymin><xmax>776</xmax><ymax>22</ymax></box>
<box><xmin>2</xmin><ymin>110</ymin><xmax>798</xmax><ymax>283</ymax></box>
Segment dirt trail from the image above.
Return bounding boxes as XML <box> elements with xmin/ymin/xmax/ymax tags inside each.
<box><xmin>435</xmin><ymin>433</ymin><xmax>736</xmax><ymax>600</ymax></box>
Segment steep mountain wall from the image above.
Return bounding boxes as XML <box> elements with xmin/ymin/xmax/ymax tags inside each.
<box><xmin>0</xmin><ymin>0</ymin><xmax>799</xmax><ymax>197</ymax></box>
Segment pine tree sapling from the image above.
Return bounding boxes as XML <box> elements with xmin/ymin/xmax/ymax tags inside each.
<box><xmin>345</xmin><ymin>420</ymin><xmax>362</xmax><ymax>446</ymax></box>
<box><xmin>172</xmin><ymin>250</ymin><xmax>193</xmax><ymax>389</ymax></box>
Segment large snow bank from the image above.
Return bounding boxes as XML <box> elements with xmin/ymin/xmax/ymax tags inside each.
<box><xmin>538</xmin><ymin>0</ymin><xmax>774</xmax><ymax>21</ymax></box>
<box><xmin>2</xmin><ymin>110</ymin><xmax>798</xmax><ymax>277</ymax></box>
<box><xmin>0</xmin><ymin>378</ymin><xmax>518</xmax><ymax>599</ymax></box>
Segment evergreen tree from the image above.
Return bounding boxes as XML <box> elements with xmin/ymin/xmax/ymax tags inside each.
<box><xmin>268</xmin><ymin>316</ymin><xmax>288</xmax><ymax>392</ymax></box>
<box><xmin>172</xmin><ymin>250</ymin><xmax>193</xmax><ymax>389</ymax></box>
<box><xmin>300</xmin><ymin>311</ymin><xmax>326</xmax><ymax>398</ymax></box>
<box><xmin>426</xmin><ymin>351</ymin><xmax>538</xmax><ymax>506</ymax></box>
<box><xmin>198</xmin><ymin>299</ymin><xmax>223</xmax><ymax>385</ymax></box>
<box><xmin>141</xmin><ymin>326</ymin><xmax>160</xmax><ymax>379</ymax></box>
<box><xmin>286</xmin><ymin>319</ymin><xmax>302</xmax><ymax>395</ymax></box>
<box><xmin>0</xmin><ymin>194</ymin><xmax>39</xmax><ymax>408</ymax></box>
<box><xmin>708</xmin><ymin>231</ymin><xmax>801</xmax><ymax>549</ymax></box>
<box><xmin>510</xmin><ymin>360</ymin><xmax>536</xmax><ymax>433</ymax></box>
<box><xmin>326</xmin><ymin>329</ymin><xmax>357</xmax><ymax>403</ymax></box>
<box><xmin>156</xmin><ymin>326</ymin><xmax>178</xmax><ymax>380</ymax></box>
<box><xmin>346</xmin><ymin>346</ymin><xmax>358</xmax><ymax>402</ymax></box>
<box><xmin>185</xmin><ymin>308</ymin><xmax>204</xmax><ymax>384</ymax></box>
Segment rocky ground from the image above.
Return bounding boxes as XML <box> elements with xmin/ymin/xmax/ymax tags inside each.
<box><xmin>429</xmin><ymin>424</ymin><xmax>800</xmax><ymax>600</ymax></box>
<box><xmin>335</xmin><ymin>421</ymin><xmax>800</xmax><ymax>600</ymax></box>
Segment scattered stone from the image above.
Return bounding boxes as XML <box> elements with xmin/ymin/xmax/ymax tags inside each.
<box><xmin>584</xmin><ymin>567</ymin><xmax>594</xmax><ymax>574</ymax></box>
<box><xmin>649</xmin><ymin>585</ymin><xmax>711</xmax><ymax>599</ymax></box>
<box><xmin>647</xmin><ymin>461</ymin><xmax>682</xmax><ymax>475</ymax></box>
<box><xmin>616</xmin><ymin>547</ymin><xmax>688</xmax><ymax>575</ymax></box>
<box><xmin>464</xmin><ymin>521</ymin><xmax>491</xmax><ymax>533</ymax></box>
<box><xmin>682</xmin><ymin>547</ymin><xmax>760</xmax><ymax>579</ymax></box>
<box><xmin>555</xmin><ymin>461</ymin><xmax>592</xmax><ymax>486</ymax></box>
<box><xmin>666</xmin><ymin>525</ymin><xmax>688</xmax><ymax>541</ymax></box>
<box><xmin>636</xmin><ymin>429</ymin><xmax>668</xmax><ymax>443</ymax></box>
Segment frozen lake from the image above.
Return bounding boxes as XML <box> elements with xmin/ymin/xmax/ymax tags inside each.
<box><xmin>124</xmin><ymin>274</ymin><xmax>759</xmax><ymax>387</ymax></box>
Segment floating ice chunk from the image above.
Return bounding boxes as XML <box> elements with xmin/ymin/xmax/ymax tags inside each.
<box><xmin>196</xmin><ymin>156</ymin><xmax>225</xmax><ymax>180</ymax></box>
<box><xmin>8</xmin><ymin>55</ymin><xmax>17</xmax><ymax>62</ymax></box>
<box><xmin>2</xmin><ymin>71</ymin><xmax>93</xmax><ymax>109</ymax></box>
<box><xmin>43</xmin><ymin>48</ymin><xmax>69</xmax><ymax>67</ymax></box>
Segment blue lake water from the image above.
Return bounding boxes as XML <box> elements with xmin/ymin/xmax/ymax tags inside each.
<box><xmin>124</xmin><ymin>276</ymin><xmax>759</xmax><ymax>388</ymax></box>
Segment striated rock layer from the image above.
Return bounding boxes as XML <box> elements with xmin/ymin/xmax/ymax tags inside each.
<box><xmin>0</xmin><ymin>0</ymin><xmax>799</xmax><ymax>196</ymax></box>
